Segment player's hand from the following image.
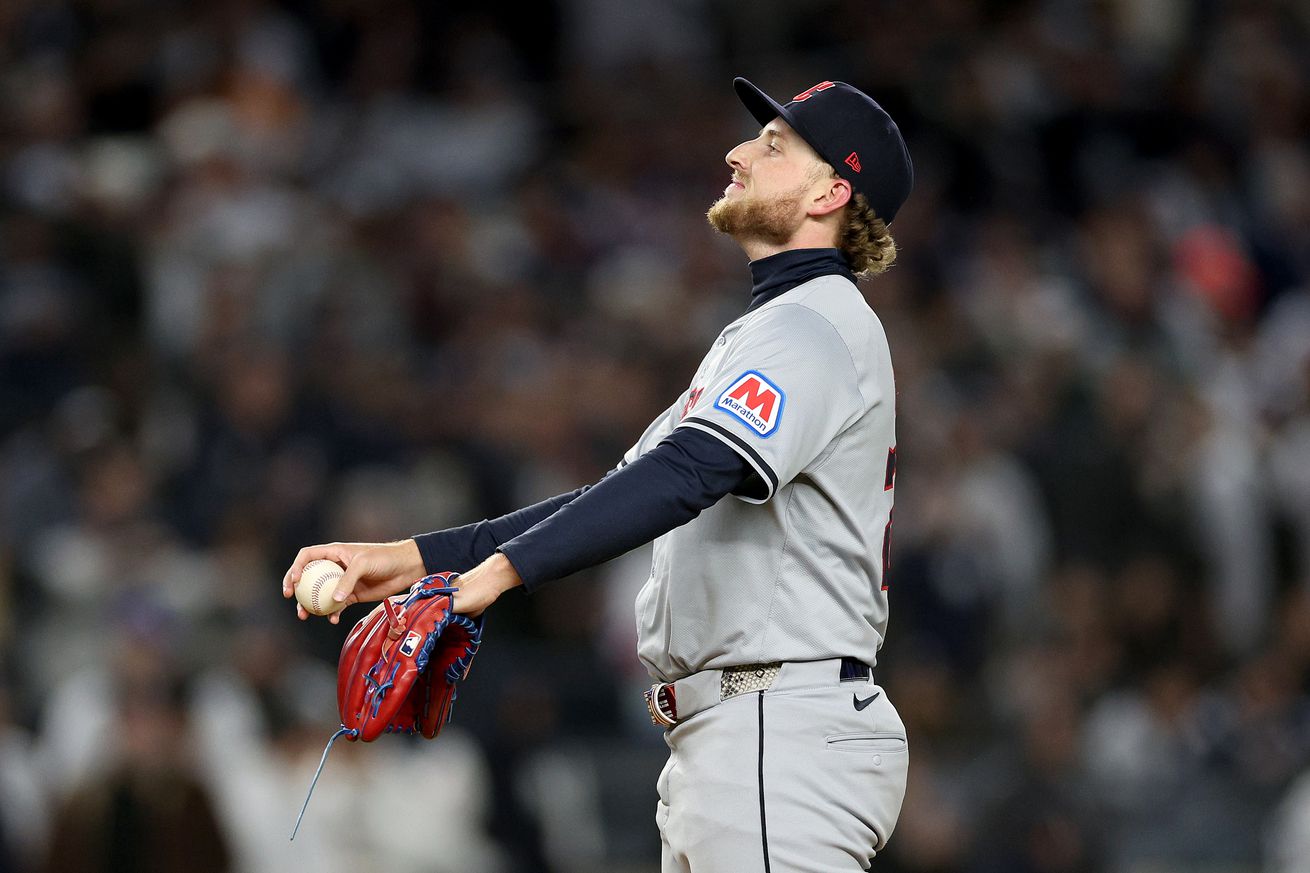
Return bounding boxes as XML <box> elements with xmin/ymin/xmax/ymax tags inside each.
<box><xmin>449</xmin><ymin>552</ymin><xmax>523</xmax><ymax>617</ymax></box>
<box><xmin>282</xmin><ymin>540</ymin><xmax>426</xmax><ymax>623</ymax></box>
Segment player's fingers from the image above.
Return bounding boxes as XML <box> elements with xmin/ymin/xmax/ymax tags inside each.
<box><xmin>285</xmin><ymin>545</ymin><xmax>320</xmax><ymax>592</ymax></box>
<box><xmin>285</xmin><ymin>543</ymin><xmax>351</xmax><ymax>593</ymax></box>
<box><xmin>329</xmin><ymin>593</ymin><xmax>359</xmax><ymax>625</ymax></box>
<box><xmin>282</xmin><ymin>558</ymin><xmax>303</xmax><ymax>598</ymax></box>
<box><xmin>333</xmin><ymin>560</ymin><xmax>366</xmax><ymax>605</ymax></box>
<box><xmin>297</xmin><ymin>603</ymin><xmax>309</xmax><ymax>621</ymax></box>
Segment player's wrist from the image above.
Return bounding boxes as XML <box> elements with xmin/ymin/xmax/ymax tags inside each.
<box><xmin>446</xmin><ymin>552</ymin><xmax>520</xmax><ymax>616</ymax></box>
<box><xmin>393</xmin><ymin>538</ymin><xmax>427</xmax><ymax>580</ymax></box>
<box><xmin>484</xmin><ymin>551</ymin><xmax>523</xmax><ymax>594</ymax></box>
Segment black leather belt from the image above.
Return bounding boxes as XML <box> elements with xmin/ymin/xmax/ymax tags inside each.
<box><xmin>839</xmin><ymin>656</ymin><xmax>872</xmax><ymax>681</ymax></box>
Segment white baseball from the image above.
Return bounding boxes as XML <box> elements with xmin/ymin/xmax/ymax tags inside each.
<box><xmin>295</xmin><ymin>559</ymin><xmax>347</xmax><ymax>616</ymax></box>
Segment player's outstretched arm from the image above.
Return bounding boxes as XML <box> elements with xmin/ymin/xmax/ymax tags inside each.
<box><xmin>281</xmin><ymin>540</ymin><xmax>426</xmax><ymax>623</ymax></box>
<box><xmin>410</xmin><ymin>479</ymin><xmax>609</xmax><ymax>575</ymax></box>
<box><xmin>467</xmin><ymin>428</ymin><xmax>753</xmax><ymax>600</ymax></box>
<box><xmin>283</xmin><ymin>480</ymin><xmax>607</xmax><ymax>623</ymax></box>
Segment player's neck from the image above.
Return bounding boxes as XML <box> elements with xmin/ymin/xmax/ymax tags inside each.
<box><xmin>737</xmin><ymin>223</ymin><xmax>840</xmax><ymax>262</ymax></box>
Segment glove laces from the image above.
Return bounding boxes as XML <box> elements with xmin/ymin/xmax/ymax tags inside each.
<box><xmin>290</xmin><ymin>725</ymin><xmax>357</xmax><ymax>840</ymax></box>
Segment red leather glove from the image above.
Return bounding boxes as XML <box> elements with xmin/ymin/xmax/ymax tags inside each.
<box><xmin>336</xmin><ymin>572</ymin><xmax>483</xmax><ymax>742</ymax></box>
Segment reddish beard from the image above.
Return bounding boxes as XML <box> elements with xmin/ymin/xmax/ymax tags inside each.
<box><xmin>706</xmin><ymin>185</ymin><xmax>806</xmax><ymax>245</ymax></box>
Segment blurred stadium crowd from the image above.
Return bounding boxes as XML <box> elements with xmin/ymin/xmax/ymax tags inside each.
<box><xmin>0</xmin><ymin>0</ymin><xmax>1308</xmax><ymax>871</ymax></box>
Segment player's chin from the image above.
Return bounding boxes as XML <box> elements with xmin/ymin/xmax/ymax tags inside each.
<box><xmin>706</xmin><ymin>196</ymin><xmax>739</xmax><ymax>232</ymax></box>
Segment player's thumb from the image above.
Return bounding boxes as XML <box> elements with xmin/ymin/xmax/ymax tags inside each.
<box><xmin>333</xmin><ymin>557</ymin><xmax>367</xmax><ymax>605</ymax></box>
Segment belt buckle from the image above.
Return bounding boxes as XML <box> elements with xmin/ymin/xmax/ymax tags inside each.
<box><xmin>720</xmin><ymin>662</ymin><xmax>781</xmax><ymax>699</ymax></box>
<box><xmin>644</xmin><ymin>682</ymin><xmax>678</xmax><ymax>729</ymax></box>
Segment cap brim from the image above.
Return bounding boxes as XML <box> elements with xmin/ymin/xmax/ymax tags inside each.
<box><xmin>734</xmin><ymin>78</ymin><xmax>790</xmax><ymax>129</ymax></box>
<box><xmin>733</xmin><ymin>77</ymin><xmax>825</xmax><ymax>166</ymax></box>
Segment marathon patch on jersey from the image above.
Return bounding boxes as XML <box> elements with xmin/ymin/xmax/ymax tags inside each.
<box><xmin>716</xmin><ymin>371</ymin><xmax>785</xmax><ymax>437</ymax></box>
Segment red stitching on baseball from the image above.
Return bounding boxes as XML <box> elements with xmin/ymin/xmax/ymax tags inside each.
<box><xmin>310</xmin><ymin>566</ymin><xmax>340</xmax><ymax>612</ymax></box>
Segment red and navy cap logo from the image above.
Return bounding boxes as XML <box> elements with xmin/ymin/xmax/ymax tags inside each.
<box><xmin>792</xmin><ymin>81</ymin><xmax>836</xmax><ymax>102</ymax></box>
<box><xmin>716</xmin><ymin>371</ymin><xmax>785</xmax><ymax>437</ymax></box>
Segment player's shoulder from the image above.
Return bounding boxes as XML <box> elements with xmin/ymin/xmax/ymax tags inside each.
<box><xmin>750</xmin><ymin>273</ymin><xmax>887</xmax><ymax>355</ymax></box>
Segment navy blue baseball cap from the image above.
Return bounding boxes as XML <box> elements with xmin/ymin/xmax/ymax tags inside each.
<box><xmin>733</xmin><ymin>77</ymin><xmax>913</xmax><ymax>223</ymax></box>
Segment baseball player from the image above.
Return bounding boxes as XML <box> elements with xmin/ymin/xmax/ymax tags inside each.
<box><xmin>284</xmin><ymin>76</ymin><xmax>912</xmax><ymax>871</ymax></box>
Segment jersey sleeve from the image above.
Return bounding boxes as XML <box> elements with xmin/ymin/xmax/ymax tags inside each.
<box><xmin>675</xmin><ymin>303</ymin><xmax>868</xmax><ymax>503</ymax></box>
<box><xmin>621</xmin><ymin>393</ymin><xmax>690</xmax><ymax>466</ymax></box>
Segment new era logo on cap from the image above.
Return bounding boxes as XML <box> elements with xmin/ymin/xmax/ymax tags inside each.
<box><xmin>733</xmin><ymin>77</ymin><xmax>913</xmax><ymax>223</ymax></box>
<box><xmin>716</xmin><ymin>371</ymin><xmax>785</xmax><ymax>437</ymax></box>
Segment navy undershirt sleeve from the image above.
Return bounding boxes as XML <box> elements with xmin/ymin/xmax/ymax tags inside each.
<box><xmin>411</xmin><ymin>484</ymin><xmax>594</xmax><ymax>574</ymax></box>
<box><xmin>498</xmin><ymin>428</ymin><xmax>756</xmax><ymax>592</ymax></box>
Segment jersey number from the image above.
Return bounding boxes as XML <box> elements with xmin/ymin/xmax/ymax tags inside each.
<box><xmin>881</xmin><ymin>447</ymin><xmax>896</xmax><ymax>590</ymax></box>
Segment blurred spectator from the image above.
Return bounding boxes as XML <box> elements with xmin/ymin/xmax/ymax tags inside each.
<box><xmin>39</xmin><ymin>664</ymin><xmax>230</xmax><ymax>873</ymax></box>
<box><xmin>0</xmin><ymin>680</ymin><xmax>46</xmax><ymax>872</ymax></box>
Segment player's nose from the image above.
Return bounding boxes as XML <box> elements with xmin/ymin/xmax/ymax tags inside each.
<box><xmin>725</xmin><ymin>141</ymin><xmax>749</xmax><ymax>173</ymax></box>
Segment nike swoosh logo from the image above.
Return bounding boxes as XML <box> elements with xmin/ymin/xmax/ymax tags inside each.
<box><xmin>853</xmin><ymin>692</ymin><xmax>881</xmax><ymax>711</ymax></box>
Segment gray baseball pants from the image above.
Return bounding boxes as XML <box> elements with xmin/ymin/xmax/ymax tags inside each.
<box><xmin>656</xmin><ymin>658</ymin><xmax>909</xmax><ymax>872</ymax></box>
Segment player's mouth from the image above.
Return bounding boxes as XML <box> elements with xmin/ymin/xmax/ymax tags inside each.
<box><xmin>725</xmin><ymin>177</ymin><xmax>746</xmax><ymax>194</ymax></box>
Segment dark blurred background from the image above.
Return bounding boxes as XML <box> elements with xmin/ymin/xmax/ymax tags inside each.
<box><xmin>0</xmin><ymin>0</ymin><xmax>1308</xmax><ymax>871</ymax></box>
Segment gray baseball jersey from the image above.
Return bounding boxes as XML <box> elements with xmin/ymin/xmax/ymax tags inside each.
<box><xmin>625</xmin><ymin>273</ymin><xmax>897</xmax><ymax>683</ymax></box>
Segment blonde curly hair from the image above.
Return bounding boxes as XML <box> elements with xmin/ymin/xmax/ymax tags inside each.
<box><xmin>840</xmin><ymin>191</ymin><xmax>897</xmax><ymax>278</ymax></box>
<box><xmin>815</xmin><ymin>163</ymin><xmax>897</xmax><ymax>278</ymax></box>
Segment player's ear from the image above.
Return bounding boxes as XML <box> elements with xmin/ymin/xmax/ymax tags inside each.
<box><xmin>808</xmin><ymin>174</ymin><xmax>851</xmax><ymax>218</ymax></box>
